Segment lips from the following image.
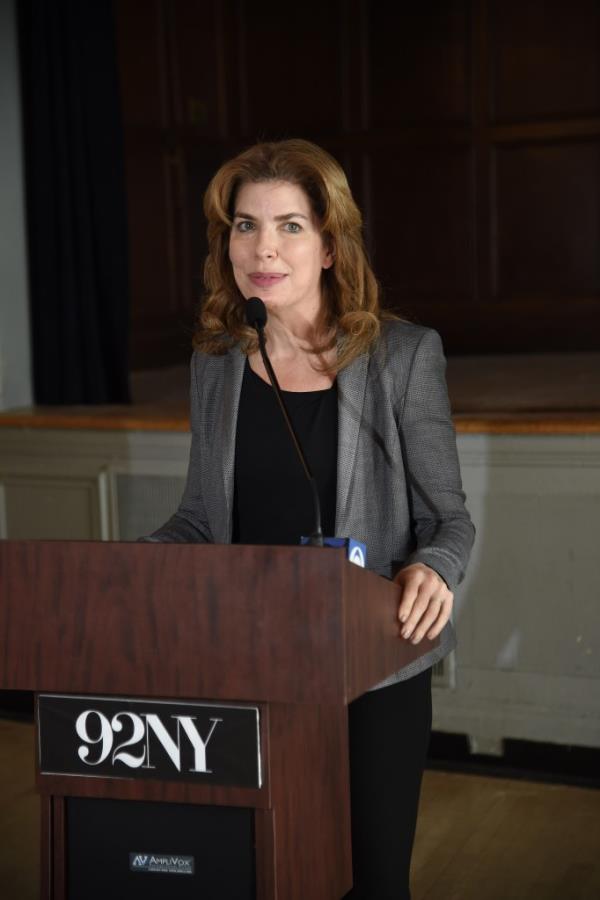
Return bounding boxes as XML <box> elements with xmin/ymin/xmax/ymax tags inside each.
<box><xmin>249</xmin><ymin>273</ymin><xmax>287</xmax><ymax>288</ymax></box>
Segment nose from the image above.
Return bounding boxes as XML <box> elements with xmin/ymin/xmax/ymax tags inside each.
<box><xmin>256</xmin><ymin>244</ymin><xmax>276</xmax><ymax>259</ymax></box>
<box><xmin>255</xmin><ymin>229</ymin><xmax>277</xmax><ymax>259</ymax></box>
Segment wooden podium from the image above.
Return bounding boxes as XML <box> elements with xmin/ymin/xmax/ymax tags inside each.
<box><xmin>0</xmin><ymin>540</ymin><xmax>436</xmax><ymax>899</ymax></box>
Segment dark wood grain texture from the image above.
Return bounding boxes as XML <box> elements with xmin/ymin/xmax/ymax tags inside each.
<box><xmin>266</xmin><ymin>702</ymin><xmax>352</xmax><ymax>900</ymax></box>
<box><xmin>343</xmin><ymin>559</ymin><xmax>437</xmax><ymax>703</ymax></box>
<box><xmin>1</xmin><ymin>539</ymin><xmax>436</xmax><ymax>899</ymax></box>
<box><xmin>0</xmin><ymin>541</ymin><xmax>431</xmax><ymax>703</ymax></box>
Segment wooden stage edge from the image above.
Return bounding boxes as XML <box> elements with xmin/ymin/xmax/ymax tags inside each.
<box><xmin>0</xmin><ymin>406</ymin><xmax>600</xmax><ymax>435</ymax></box>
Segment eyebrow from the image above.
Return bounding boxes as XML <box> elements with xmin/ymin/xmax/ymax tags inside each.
<box><xmin>233</xmin><ymin>211</ymin><xmax>309</xmax><ymax>221</ymax></box>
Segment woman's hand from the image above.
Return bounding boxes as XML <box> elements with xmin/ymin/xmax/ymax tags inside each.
<box><xmin>394</xmin><ymin>563</ymin><xmax>453</xmax><ymax>644</ymax></box>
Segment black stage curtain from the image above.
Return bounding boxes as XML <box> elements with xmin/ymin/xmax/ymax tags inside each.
<box><xmin>19</xmin><ymin>0</ymin><xmax>130</xmax><ymax>404</ymax></box>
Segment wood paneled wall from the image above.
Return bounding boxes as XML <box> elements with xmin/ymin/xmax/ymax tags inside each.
<box><xmin>115</xmin><ymin>0</ymin><xmax>600</xmax><ymax>367</ymax></box>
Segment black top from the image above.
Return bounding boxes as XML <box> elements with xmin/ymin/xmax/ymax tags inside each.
<box><xmin>232</xmin><ymin>359</ymin><xmax>338</xmax><ymax>546</ymax></box>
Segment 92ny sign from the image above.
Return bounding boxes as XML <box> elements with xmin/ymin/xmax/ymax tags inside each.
<box><xmin>37</xmin><ymin>695</ymin><xmax>262</xmax><ymax>788</ymax></box>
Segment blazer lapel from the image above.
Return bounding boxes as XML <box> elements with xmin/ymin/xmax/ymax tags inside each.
<box><xmin>336</xmin><ymin>350</ymin><xmax>369</xmax><ymax>534</ymax></box>
<box><xmin>213</xmin><ymin>346</ymin><xmax>245</xmax><ymax>542</ymax></box>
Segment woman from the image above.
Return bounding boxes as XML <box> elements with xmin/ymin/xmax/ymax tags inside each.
<box><xmin>144</xmin><ymin>139</ymin><xmax>475</xmax><ymax>898</ymax></box>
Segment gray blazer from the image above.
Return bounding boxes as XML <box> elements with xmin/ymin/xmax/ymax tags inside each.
<box><xmin>145</xmin><ymin>320</ymin><xmax>475</xmax><ymax>685</ymax></box>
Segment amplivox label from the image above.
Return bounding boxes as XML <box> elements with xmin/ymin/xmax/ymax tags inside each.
<box><xmin>37</xmin><ymin>695</ymin><xmax>261</xmax><ymax>788</ymax></box>
<box><xmin>130</xmin><ymin>853</ymin><xmax>194</xmax><ymax>875</ymax></box>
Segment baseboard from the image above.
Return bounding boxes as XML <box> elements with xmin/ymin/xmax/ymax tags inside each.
<box><xmin>427</xmin><ymin>730</ymin><xmax>600</xmax><ymax>790</ymax></box>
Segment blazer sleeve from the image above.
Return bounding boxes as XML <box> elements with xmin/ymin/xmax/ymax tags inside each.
<box><xmin>139</xmin><ymin>353</ymin><xmax>214</xmax><ymax>543</ymax></box>
<box><xmin>398</xmin><ymin>328</ymin><xmax>474</xmax><ymax>590</ymax></box>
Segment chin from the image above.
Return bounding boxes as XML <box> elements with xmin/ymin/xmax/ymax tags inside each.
<box><xmin>259</xmin><ymin>295</ymin><xmax>288</xmax><ymax>308</ymax></box>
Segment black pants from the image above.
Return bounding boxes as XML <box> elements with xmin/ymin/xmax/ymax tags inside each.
<box><xmin>344</xmin><ymin>667</ymin><xmax>432</xmax><ymax>900</ymax></box>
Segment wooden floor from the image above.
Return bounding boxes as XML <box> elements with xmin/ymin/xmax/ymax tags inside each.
<box><xmin>1</xmin><ymin>718</ymin><xmax>600</xmax><ymax>899</ymax></box>
<box><xmin>0</xmin><ymin>719</ymin><xmax>40</xmax><ymax>899</ymax></box>
<box><xmin>412</xmin><ymin>769</ymin><xmax>600</xmax><ymax>900</ymax></box>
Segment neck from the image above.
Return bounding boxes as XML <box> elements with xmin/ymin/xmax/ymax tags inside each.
<box><xmin>263</xmin><ymin>304</ymin><xmax>331</xmax><ymax>359</ymax></box>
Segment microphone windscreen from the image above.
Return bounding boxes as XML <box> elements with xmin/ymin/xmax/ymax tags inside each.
<box><xmin>245</xmin><ymin>297</ymin><xmax>267</xmax><ymax>329</ymax></box>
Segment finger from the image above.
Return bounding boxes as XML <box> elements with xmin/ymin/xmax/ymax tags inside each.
<box><xmin>410</xmin><ymin>597</ymin><xmax>446</xmax><ymax>644</ymax></box>
<box><xmin>426</xmin><ymin>601</ymin><xmax>452</xmax><ymax>640</ymax></box>
<box><xmin>397</xmin><ymin>574</ymin><xmax>422</xmax><ymax>623</ymax></box>
<box><xmin>400</xmin><ymin>588</ymin><xmax>431</xmax><ymax>638</ymax></box>
<box><xmin>402</xmin><ymin>593</ymin><xmax>440</xmax><ymax>642</ymax></box>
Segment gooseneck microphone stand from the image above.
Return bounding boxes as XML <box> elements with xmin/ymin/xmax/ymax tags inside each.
<box><xmin>245</xmin><ymin>296</ymin><xmax>324</xmax><ymax>548</ymax></box>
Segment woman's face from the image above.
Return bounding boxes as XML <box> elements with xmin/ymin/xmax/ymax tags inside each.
<box><xmin>228</xmin><ymin>180</ymin><xmax>333</xmax><ymax>320</ymax></box>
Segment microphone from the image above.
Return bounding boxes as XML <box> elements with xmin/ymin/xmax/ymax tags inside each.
<box><xmin>244</xmin><ymin>297</ymin><xmax>324</xmax><ymax>548</ymax></box>
<box><xmin>245</xmin><ymin>296</ymin><xmax>267</xmax><ymax>330</ymax></box>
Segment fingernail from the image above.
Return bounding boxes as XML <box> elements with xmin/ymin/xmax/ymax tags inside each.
<box><xmin>402</xmin><ymin>629</ymin><xmax>411</xmax><ymax>639</ymax></box>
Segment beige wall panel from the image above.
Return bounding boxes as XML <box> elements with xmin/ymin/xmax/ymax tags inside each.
<box><xmin>1</xmin><ymin>476</ymin><xmax>103</xmax><ymax>540</ymax></box>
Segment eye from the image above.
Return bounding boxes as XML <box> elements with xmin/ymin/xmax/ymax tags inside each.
<box><xmin>235</xmin><ymin>220</ymin><xmax>255</xmax><ymax>233</ymax></box>
<box><xmin>283</xmin><ymin>221</ymin><xmax>302</xmax><ymax>233</ymax></box>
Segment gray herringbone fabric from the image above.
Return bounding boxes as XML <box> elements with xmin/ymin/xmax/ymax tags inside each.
<box><xmin>143</xmin><ymin>320</ymin><xmax>475</xmax><ymax>686</ymax></box>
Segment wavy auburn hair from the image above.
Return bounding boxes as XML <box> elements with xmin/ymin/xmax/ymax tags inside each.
<box><xmin>194</xmin><ymin>139</ymin><xmax>385</xmax><ymax>371</ymax></box>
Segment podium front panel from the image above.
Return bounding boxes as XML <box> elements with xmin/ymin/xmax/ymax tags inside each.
<box><xmin>67</xmin><ymin>797</ymin><xmax>255</xmax><ymax>900</ymax></box>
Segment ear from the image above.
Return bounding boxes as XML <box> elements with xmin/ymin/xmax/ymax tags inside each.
<box><xmin>322</xmin><ymin>241</ymin><xmax>335</xmax><ymax>270</ymax></box>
